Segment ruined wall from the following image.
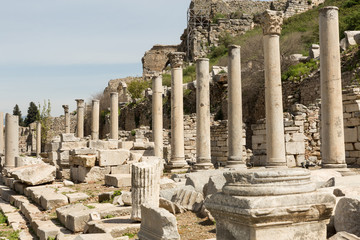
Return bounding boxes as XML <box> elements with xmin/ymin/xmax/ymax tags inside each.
<box><xmin>142</xmin><ymin>45</ymin><xmax>179</xmax><ymax>75</ymax></box>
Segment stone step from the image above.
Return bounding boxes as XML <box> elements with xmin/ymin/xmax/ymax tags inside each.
<box><xmin>84</xmin><ymin>215</ymin><xmax>140</xmax><ymax>237</ymax></box>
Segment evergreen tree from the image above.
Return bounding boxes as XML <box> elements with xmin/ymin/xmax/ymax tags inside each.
<box><xmin>24</xmin><ymin>102</ymin><xmax>39</xmax><ymax>126</ymax></box>
<box><xmin>12</xmin><ymin>104</ymin><xmax>24</xmax><ymax>126</ymax></box>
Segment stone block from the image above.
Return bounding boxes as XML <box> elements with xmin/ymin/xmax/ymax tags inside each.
<box><xmin>185</xmin><ymin>170</ymin><xmax>224</xmax><ymax>193</ymax></box>
<box><xmin>70</xmin><ymin>155</ymin><xmax>96</xmax><ymax>167</ymax></box>
<box><xmin>36</xmin><ymin>220</ymin><xmax>62</xmax><ymax>240</ymax></box>
<box><xmin>203</xmin><ymin>174</ymin><xmax>226</xmax><ymax>196</ymax></box>
<box><xmin>13</xmin><ymin>181</ymin><xmax>27</xmax><ymax>195</ymax></box>
<box><xmin>40</xmin><ymin>192</ymin><xmax>69</xmax><ymax>210</ymax></box>
<box><xmin>285</xmin><ymin>141</ymin><xmax>305</xmax><ymax>155</ymax></box>
<box><xmin>345</xmin><ymin>127</ymin><xmax>358</xmax><ymax>143</ymax></box>
<box><xmin>10</xmin><ymin>164</ymin><xmax>56</xmax><ymax>186</ymax></box>
<box><xmin>138</xmin><ymin>205</ymin><xmax>180</xmax><ymax>240</ymax></box>
<box><xmin>328</xmin><ymin>232</ymin><xmax>360</xmax><ymax>240</ymax></box>
<box><xmin>172</xmin><ymin>186</ymin><xmax>204</xmax><ymax>212</ymax></box>
<box><xmin>56</xmin><ymin>203</ymin><xmax>89</xmax><ymax>227</ymax></box>
<box><xmin>60</xmin><ymin>141</ymin><xmax>88</xmax><ymax>151</ymax></box>
<box><xmin>61</xmin><ymin>133</ymin><xmax>79</xmax><ymax>142</ymax></box>
<box><xmin>77</xmin><ymin>166</ymin><xmax>111</xmax><ymax>183</ymax></box>
<box><xmin>74</xmin><ymin>234</ymin><xmax>114</xmax><ymax>240</ymax></box>
<box><xmin>334</xmin><ymin>196</ymin><xmax>360</xmax><ymax>237</ymax></box>
<box><xmin>105</xmin><ymin>174</ymin><xmax>131</xmax><ymax>187</ymax></box>
<box><xmin>118</xmin><ymin>141</ymin><xmax>134</xmax><ymax>150</ymax></box>
<box><xmin>111</xmin><ymin>164</ymin><xmax>130</xmax><ymax>174</ymax></box>
<box><xmin>160</xmin><ymin>178</ymin><xmax>177</xmax><ymax>190</ymax></box>
<box><xmin>346</xmin><ymin>143</ymin><xmax>355</xmax><ymax>151</ymax></box>
<box><xmin>48</xmin><ymin>151</ymin><xmax>58</xmax><ymax>162</ymax></box>
<box><xmin>345</xmin><ymin>101</ymin><xmax>360</xmax><ymax>112</ymax></box>
<box><xmin>89</xmin><ymin>140</ymin><xmax>118</xmax><ymax>150</ymax></box>
<box><xmin>66</xmin><ymin>192</ymin><xmax>89</xmax><ymax>203</ymax></box>
<box><xmin>70</xmin><ymin>148</ymin><xmax>97</xmax><ymax>155</ymax></box>
<box><xmin>49</xmin><ymin>142</ymin><xmax>61</xmax><ymax>151</ymax></box>
<box><xmin>98</xmin><ymin>149</ymin><xmax>130</xmax><ymax>166</ymax></box>
<box><xmin>58</xmin><ymin>150</ymin><xmax>70</xmax><ymax>161</ymax></box>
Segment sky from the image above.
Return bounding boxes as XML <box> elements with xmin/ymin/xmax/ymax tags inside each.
<box><xmin>0</xmin><ymin>0</ymin><xmax>190</xmax><ymax>117</ymax></box>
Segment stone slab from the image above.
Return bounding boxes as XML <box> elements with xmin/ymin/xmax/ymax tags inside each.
<box><xmin>98</xmin><ymin>149</ymin><xmax>130</xmax><ymax>166</ymax></box>
<box><xmin>105</xmin><ymin>174</ymin><xmax>131</xmax><ymax>187</ymax></box>
<box><xmin>84</xmin><ymin>216</ymin><xmax>140</xmax><ymax>237</ymax></box>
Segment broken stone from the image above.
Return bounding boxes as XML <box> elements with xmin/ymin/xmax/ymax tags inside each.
<box><xmin>98</xmin><ymin>149</ymin><xmax>130</xmax><ymax>166</ymax></box>
<box><xmin>10</xmin><ymin>164</ymin><xmax>56</xmax><ymax>186</ymax></box>
<box><xmin>105</xmin><ymin>174</ymin><xmax>131</xmax><ymax>188</ymax></box>
<box><xmin>334</xmin><ymin>196</ymin><xmax>360</xmax><ymax>237</ymax></box>
<box><xmin>329</xmin><ymin>232</ymin><xmax>360</xmax><ymax>240</ymax></box>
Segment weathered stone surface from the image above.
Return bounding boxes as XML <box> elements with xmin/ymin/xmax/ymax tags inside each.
<box><xmin>172</xmin><ymin>187</ymin><xmax>203</xmax><ymax>212</ymax></box>
<box><xmin>56</xmin><ymin>204</ymin><xmax>89</xmax><ymax>227</ymax></box>
<box><xmin>160</xmin><ymin>178</ymin><xmax>177</xmax><ymax>190</ymax></box>
<box><xmin>142</xmin><ymin>45</ymin><xmax>178</xmax><ymax>75</ymax></box>
<box><xmin>75</xmin><ymin>166</ymin><xmax>111</xmax><ymax>183</ymax></box>
<box><xmin>98</xmin><ymin>149</ymin><xmax>130</xmax><ymax>166</ymax></box>
<box><xmin>159</xmin><ymin>197</ymin><xmax>183</xmax><ymax>214</ymax></box>
<box><xmin>60</xmin><ymin>141</ymin><xmax>87</xmax><ymax>151</ymax></box>
<box><xmin>185</xmin><ymin>170</ymin><xmax>223</xmax><ymax>193</ymax></box>
<box><xmin>61</xmin><ymin>133</ymin><xmax>79</xmax><ymax>142</ymax></box>
<box><xmin>121</xmin><ymin>191</ymin><xmax>132</xmax><ymax>206</ymax></box>
<box><xmin>89</xmin><ymin>140</ymin><xmax>118</xmax><ymax>150</ymax></box>
<box><xmin>70</xmin><ymin>148</ymin><xmax>97</xmax><ymax>155</ymax></box>
<box><xmin>334</xmin><ymin>196</ymin><xmax>360</xmax><ymax>237</ymax></box>
<box><xmin>84</xmin><ymin>216</ymin><xmax>140</xmax><ymax>237</ymax></box>
<box><xmin>74</xmin><ymin>233</ymin><xmax>114</xmax><ymax>240</ymax></box>
<box><xmin>10</xmin><ymin>164</ymin><xmax>56</xmax><ymax>186</ymax></box>
<box><xmin>329</xmin><ymin>232</ymin><xmax>360</xmax><ymax>240</ymax></box>
<box><xmin>203</xmin><ymin>174</ymin><xmax>226</xmax><ymax>196</ymax></box>
<box><xmin>138</xmin><ymin>204</ymin><xmax>180</xmax><ymax>240</ymax></box>
<box><xmin>70</xmin><ymin>155</ymin><xmax>97</xmax><ymax>167</ymax></box>
<box><xmin>111</xmin><ymin>164</ymin><xmax>130</xmax><ymax>174</ymax></box>
<box><xmin>118</xmin><ymin>141</ymin><xmax>134</xmax><ymax>150</ymax></box>
<box><xmin>310</xmin><ymin>169</ymin><xmax>342</xmax><ymax>188</ymax></box>
<box><xmin>105</xmin><ymin>174</ymin><xmax>131</xmax><ymax>187</ymax></box>
<box><xmin>66</xmin><ymin>192</ymin><xmax>89</xmax><ymax>203</ymax></box>
<box><xmin>40</xmin><ymin>192</ymin><xmax>69</xmax><ymax>210</ymax></box>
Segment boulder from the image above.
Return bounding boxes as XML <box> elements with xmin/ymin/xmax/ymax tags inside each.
<box><xmin>334</xmin><ymin>196</ymin><xmax>360</xmax><ymax>237</ymax></box>
<box><xmin>10</xmin><ymin>164</ymin><xmax>56</xmax><ymax>186</ymax></box>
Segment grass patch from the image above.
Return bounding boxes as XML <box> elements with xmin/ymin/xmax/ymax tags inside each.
<box><xmin>86</xmin><ymin>205</ymin><xmax>95</xmax><ymax>209</ymax></box>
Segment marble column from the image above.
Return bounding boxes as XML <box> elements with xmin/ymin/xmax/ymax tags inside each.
<box><xmin>36</xmin><ymin>121</ymin><xmax>41</xmax><ymax>157</ymax></box>
<box><xmin>319</xmin><ymin>7</ymin><xmax>346</xmax><ymax>168</ymax></box>
<box><xmin>193</xmin><ymin>58</ymin><xmax>213</xmax><ymax>171</ymax></box>
<box><xmin>261</xmin><ymin>10</ymin><xmax>287</xmax><ymax>168</ymax></box>
<box><xmin>0</xmin><ymin>112</ymin><xmax>4</xmax><ymax>155</ymax></box>
<box><xmin>151</xmin><ymin>72</ymin><xmax>163</xmax><ymax>158</ymax></box>
<box><xmin>75</xmin><ymin>99</ymin><xmax>85</xmax><ymax>138</ymax></box>
<box><xmin>62</xmin><ymin>105</ymin><xmax>70</xmax><ymax>134</ymax></box>
<box><xmin>226</xmin><ymin>45</ymin><xmax>246</xmax><ymax>168</ymax></box>
<box><xmin>165</xmin><ymin>52</ymin><xmax>188</xmax><ymax>172</ymax></box>
<box><xmin>110</xmin><ymin>92</ymin><xmax>119</xmax><ymax>140</ymax></box>
<box><xmin>91</xmin><ymin>99</ymin><xmax>100</xmax><ymax>140</ymax></box>
<box><xmin>5</xmin><ymin>114</ymin><xmax>19</xmax><ymax>169</ymax></box>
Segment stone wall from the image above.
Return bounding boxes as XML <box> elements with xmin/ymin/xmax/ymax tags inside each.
<box><xmin>142</xmin><ymin>45</ymin><xmax>179</xmax><ymax>75</ymax></box>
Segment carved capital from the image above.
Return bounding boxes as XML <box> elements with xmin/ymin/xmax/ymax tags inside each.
<box><xmin>319</xmin><ymin>6</ymin><xmax>338</xmax><ymax>21</ymax></box>
<box><xmin>261</xmin><ymin>10</ymin><xmax>283</xmax><ymax>36</ymax></box>
<box><xmin>145</xmin><ymin>71</ymin><xmax>161</xmax><ymax>79</ymax></box>
<box><xmin>168</xmin><ymin>52</ymin><xmax>186</xmax><ymax>68</ymax></box>
<box><xmin>75</xmin><ymin>99</ymin><xmax>84</xmax><ymax>108</ymax></box>
<box><xmin>62</xmin><ymin>105</ymin><xmax>69</xmax><ymax>113</ymax></box>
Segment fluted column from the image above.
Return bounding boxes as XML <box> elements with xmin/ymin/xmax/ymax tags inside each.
<box><xmin>151</xmin><ymin>72</ymin><xmax>163</xmax><ymax>158</ymax></box>
<box><xmin>261</xmin><ymin>10</ymin><xmax>287</xmax><ymax>168</ymax></box>
<box><xmin>131</xmin><ymin>158</ymin><xmax>161</xmax><ymax>221</ymax></box>
<box><xmin>75</xmin><ymin>99</ymin><xmax>85</xmax><ymax>138</ymax></box>
<box><xmin>91</xmin><ymin>99</ymin><xmax>100</xmax><ymax>140</ymax></box>
<box><xmin>193</xmin><ymin>58</ymin><xmax>213</xmax><ymax>171</ymax></box>
<box><xmin>0</xmin><ymin>112</ymin><xmax>4</xmax><ymax>155</ymax></box>
<box><xmin>62</xmin><ymin>105</ymin><xmax>70</xmax><ymax>134</ymax></box>
<box><xmin>319</xmin><ymin>7</ymin><xmax>346</xmax><ymax>168</ymax></box>
<box><xmin>36</xmin><ymin>121</ymin><xmax>41</xmax><ymax>157</ymax></box>
<box><xmin>226</xmin><ymin>45</ymin><xmax>246</xmax><ymax>168</ymax></box>
<box><xmin>165</xmin><ymin>52</ymin><xmax>188</xmax><ymax>172</ymax></box>
<box><xmin>5</xmin><ymin>114</ymin><xmax>19</xmax><ymax>169</ymax></box>
<box><xmin>110</xmin><ymin>92</ymin><xmax>119</xmax><ymax>140</ymax></box>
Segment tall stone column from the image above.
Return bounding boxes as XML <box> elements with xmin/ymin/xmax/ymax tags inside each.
<box><xmin>226</xmin><ymin>45</ymin><xmax>246</xmax><ymax>168</ymax></box>
<box><xmin>91</xmin><ymin>99</ymin><xmax>100</xmax><ymax>140</ymax></box>
<box><xmin>151</xmin><ymin>72</ymin><xmax>163</xmax><ymax>158</ymax></box>
<box><xmin>5</xmin><ymin>114</ymin><xmax>19</xmax><ymax>169</ymax></box>
<box><xmin>319</xmin><ymin>7</ymin><xmax>346</xmax><ymax>168</ymax></box>
<box><xmin>193</xmin><ymin>58</ymin><xmax>213</xmax><ymax>171</ymax></box>
<box><xmin>165</xmin><ymin>52</ymin><xmax>188</xmax><ymax>172</ymax></box>
<box><xmin>75</xmin><ymin>99</ymin><xmax>85</xmax><ymax>138</ymax></box>
<box><xmin>36</xmin><ymin>121</ymin><xmax>41</xmax><ymax>157</ymax></box>
<box><xmin>261</xmin><ymin>10</ymin><xmax>287</xmax><ymax>168</ymax></box>
<box><xmin>110</xmin><ymin>92</ymin><xmax>119</xmax><ymax>140</ymax></box>
<box><xmin>0</xmin><ymin>112</ymin><xmax>4</xmax><ymax>155</ymax></box>
<box><xmin>62</xmin><ymin>105</ymin><xmax>70</xmax><ymax>134</ymax></box>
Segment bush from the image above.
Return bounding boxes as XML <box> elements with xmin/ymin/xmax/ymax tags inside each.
<box><xmin>212</xmin><ymin>13</ymin><xmax>226</xmax><ymax>23</ymax></box>
<box><xmin>281</xmin><ymin>59</ymin><xmax>319</xmax><ymax>82</ymax></box>
<box><xmin>162</xmin><ymin>73</ymin><xmax>171</xmax><ymax>87</ymax></box>
<box><xmin>127</xmin><ymin>79</ymin><xmax>150</xmax><ymax>99</ymax></box>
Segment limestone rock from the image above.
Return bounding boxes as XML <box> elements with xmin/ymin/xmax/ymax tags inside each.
<box><xmin>172</xmin><ymin>186</ymin><xmax>204</xmax><ymax>212</ymax></box>
<box><xmin>334</xmin><ymin>196</ymin><xmax>360</xmax><ymax>237</ymax></box>
<box><xmin>98</xmin><ymin>149</ymin><xmax>130</xmax><ymax>166</ymax></box>
<box><xmin>329</xmin><ymin>232</ymin><xmax>360</xmax><ymax>240</ymax></box>
<box><xmin>10</xmin><ymin>164</ymin><xmax>56</xmax><ymax>186</ymax></box>
<box><xmin>203</xmin><ymin>174</ymin><xmax>226</xmax><ymax>196</ymax></box>
<box><xmin>185</xmin><ymin>170</ymin><xmax>223</xmax><ymax>193</ymax></box>
<box><xmin>138</xmin><ymin>204</ymin><xmax>180</xmax><ymax>240</ymax></box>
<box><xmin>121</xmin><ymin>191</ymin><xmax>132</xmax><ymax>206</ymax></box>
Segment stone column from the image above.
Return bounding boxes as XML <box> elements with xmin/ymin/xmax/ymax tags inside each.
<box><xmin>75</xmin><ymin>99</ymin><xmax>85</xmax><ymax>138</ymax></box>
<box><xmin>165</xmin><ymin>52</ymin><xmax>188</xmax><ymax>172</ymax></box>
<box><xmin>131</xmin><ymin>157</ymin><xmax>161</xmax><ymax>221</ymax></box>
<box><xmin>110</xmin><ymin>92</ymin><xmax>119</xmax><ymax>140</ymax></box>
<box><xmin>62</xmin><ymin>105</ymin><xmax>70</xmax><ymax>134</ymax></box>
<box><xmin>5</xmin><ymin>114</ymin><xmax>19</xmax><ymax>169</ymax></box>
<box><xmin>36</xmin><ymin>121</ymin><xmax>41</xmax><ymax>157</ymax></box>
<box><xmin>151</xmin><ymin>72</ymin><xmax>163</xmax><ymax>158</ymax></box>
<box><xmin>261</xmin><ymin>10</ymin><xmax>287</xmax><ymax>168</ymax></box>
<box><xmin>319</xmin><ymin>7</ymin><xmax>346</xmax><ymax>168</ymax></box>
<box><xmin>0</xmin><ymin>112</ymin><xmax>4</xmax><ymax>155</ymax></box>
<box><xmin>91</xmin><ymin>99</ymin><xmax>100</xmax><ymax>140</ymax></box>
<box><xmin>193</xmin><ymin>58</ymin><xmax>213</xmax><ymax>171</ymax></box>
<box><xmin>226</xmin><ymin>45</ymin><xmax>246</xmax><ymax>168</ymax></box>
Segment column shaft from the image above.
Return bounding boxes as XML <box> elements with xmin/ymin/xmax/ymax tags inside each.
<box><xmin>76</xmin><ymin>99</ymin><xmax>85</xmax><ymax>138</ymax></box>
<box><xmin>319</xmin><ymin>7</ymin><xmax>346</xmax><ymax>168</ymax></box>
<box><xmin>91</xmin><ymin>100</ymin><xmax>100</xmax><ymax>140</ymax></box>
<box><xmin>194</xmin><ymin>58</ymin><xmax>213</xmax><ymax>171</ymax></box>
<box><xmin>0</xmin><ymin>112</ymin><xmax>4</xmax><ymax>155</ymax></box>
<box><xmin>110</xmin><ymin>92</ymin><xmax>119</xmax><ymax>140</ymax></box>
<box><xmin>5</xmin><ymin>114</ymin><xmax>19</xmax><ymax>169</ymax></box>
<box><xmin>152</xmin><ymin>75</ymin><xmax>163</xmax><ymax>158</ymax></box>
<box><xmin>36</xmin><ymin>121</ymin><xmax>41</xmax><ymax>157</ymax></box>
<box><xmin>62</xmin><ymin>105</ymin><xmax>70</xmax><ymax>134</ymax></box>
<box><xmin>227</xmin><ymin>45</ymin><xmax>246</xmax><ymax>168</ymax></box>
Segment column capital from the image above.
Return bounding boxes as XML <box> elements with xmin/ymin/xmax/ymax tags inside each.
<box><xmin>261</xmin><ymin>10</ymin><xmax>283</xmax><ymax>36</ymax></box>
<box><xmin>319</xmin><ymin>6</ymin><xmax>338</xmax><ymax>19</ymax></box>
<box><xmin>168</xmin><ymin>52</ymin><xmax>186</xmax><ymax>68</ymax></box>
<box><xmin>145</xmin><ymin>71</ymin><xmax>161</xmax><ymax>79</ymax></box>
<box><xmin>62</xmin><ymin>105</ymin><xmax>69</xmax><ymax>113</ymax></box>
<box><xmin>75</xmin><ymin>99</ymin><xmax>84</xmax><ymax>107</ymax></box>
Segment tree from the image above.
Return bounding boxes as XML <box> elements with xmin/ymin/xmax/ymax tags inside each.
<box><xmin>24</xmin><ymin>102</ymin><xmax>39</xmax><ymax>126</ymax></box>
<box><xmin>38</xmin><ymin>100</ymin><xmax>51</xmax><ymax>145</ymax></box>
<box><xmin>13</xmin><ymin>104</ymin><xmax>24</xmax><ymax>126</ymax></box>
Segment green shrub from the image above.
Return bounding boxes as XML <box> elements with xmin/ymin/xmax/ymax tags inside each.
<box><xmin>0</xmin><ymin>211</ymin><xmax>7</xmax><ymax>224</ymax></box>
<box><xmin>127</xmin><ymin>79</ymin><xmax>150</xmax><ymax>99</ymax></box>
<box><xmin>162</xmin><ymin>73</ymin><xmax>171</xmax><ymax>87</ymax></box>
<box><xmin>131</xmin><ymin>130</ymin><xmax>136</xmax><ymax>136</ymax></box>
<box><xmin>212</xmin><ymin>13</ymin><xmax>226</xmax><ymax>23</ymax></box>
<box><xmin>281</xmin><ymin>59</ymin><xmax>319</xmax><ymax>82</ymax></box>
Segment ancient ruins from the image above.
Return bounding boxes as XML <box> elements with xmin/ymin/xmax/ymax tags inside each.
<box><xmin>1</xmin><ymin>0</ymin><xmax>360</xmax><ymax>240</ymax></box>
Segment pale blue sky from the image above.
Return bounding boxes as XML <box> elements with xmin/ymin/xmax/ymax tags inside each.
<box><xmin>0</xmin><ymin>0</ymin><xmax>190</xmax><ymax>117</ymax></box>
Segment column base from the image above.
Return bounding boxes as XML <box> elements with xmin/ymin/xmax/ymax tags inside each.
<box><xmin>266</xmin><ymin>158</ymin><xmax>287</xmax><ymax>168</ymax></box>
<box><xmin>321</xmin><ymin>163</ymin><xmax>347</xmax><ymax>168</ymax></box>
<box><xmin>192</xmin><ymin>162</ymin><xmax>214</xmax><ymax>172</ymax></box>
<box><xmin>165</xmin><ymin>160</ymin><xmax>189</xmax><ymax>173</ymax></box>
